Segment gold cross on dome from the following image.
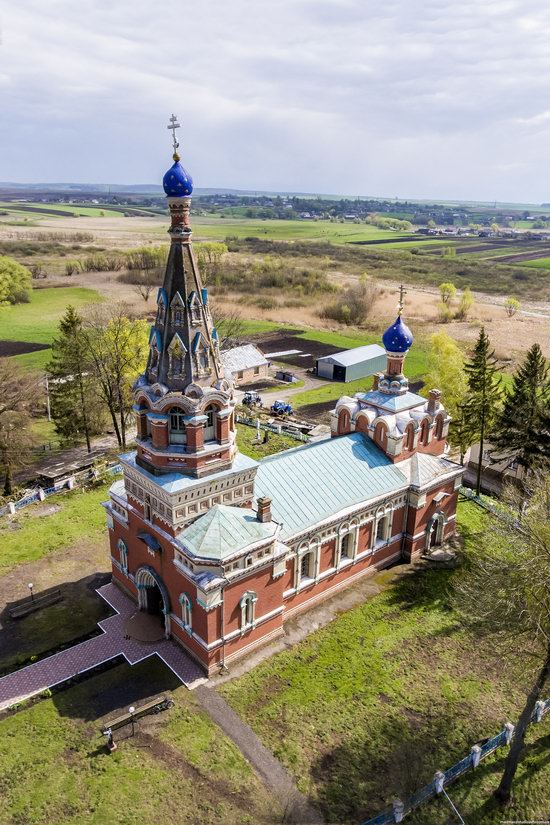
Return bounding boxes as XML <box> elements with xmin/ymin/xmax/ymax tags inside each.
<box><xmin>167</xmin><ymin>114</ymin><xmax>180</xmax><ymax>155</ymax></box>
<box><xmin>398</xmin><ymin>283</ymin><xmax>407</xmax><ymax>316</ymax></box>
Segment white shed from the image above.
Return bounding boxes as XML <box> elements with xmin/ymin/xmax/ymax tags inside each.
<box><xmin>316</xmin><ymin>344</ymin><xmax>386</xmax><ymax>382</ymax></box>
<box><xmin>221</xmin><ymin>344</ymin><xmax>269</xmax><ymax>385</ymax></box>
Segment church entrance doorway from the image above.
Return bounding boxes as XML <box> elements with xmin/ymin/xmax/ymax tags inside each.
<box><xmin>426</xmin><ymin>513</ymin><xmax>445</xmax><ymax>551</ymax></box>
<box><xmin>135</xmin><ymin>566</ymin><xmax>171</xmax><ymax>639</ymax></box>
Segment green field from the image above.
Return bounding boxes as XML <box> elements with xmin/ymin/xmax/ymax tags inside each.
<box><xmin>0</xmin><ymin>286</ymin><xmax>103</xmax><ymax>371</ymax></box>
<box><xmin>0</xmin><ymin>658</ymin><xmax>274</xmax><ymax>825</ymax></box>
<box><xmin>0</xmin><ymin>201</ymin><xmax>124</xmax><ymax>219</ymax></box>
<box><xmin>219</xmin><ymin>501</ymin><xmax>550</xmax><ymax>824</ymax></box>
<box><xmin>192</xmin><ymin>216</ymin><xmax>412</xmax><ymax>244</ymax></box>
<box><xmin>521</xmin><ymin>256</ymin><xmax>550</xmax><ymax>269</ymax></box>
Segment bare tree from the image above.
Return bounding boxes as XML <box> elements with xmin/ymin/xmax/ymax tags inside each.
<box><xmin>133</xmin><ymin>282</ymin><xmax>155</xmax><ymax>303</ymax></box>
<box><xmin>454</xmin><ymin>476</ymin><xmax>550</xmax><ymax>804</ymax></box>
<box><xmin>0</xmin><ymin>359</ymin><xmax>41</xmax><ymax>494</ymax></box>
<box><xmin>211</xmin><ymin>302</ymin><xmax>247</xmax><ymax>349</ymax></box>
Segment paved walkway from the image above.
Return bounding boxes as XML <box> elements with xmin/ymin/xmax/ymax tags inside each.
<box><xmin>0</xmin><ymin>583</ymin><xmax>205</xmax><ymax>711</ymax></box>
<box><xmin>196</xmin><ymin>685</ymin><xmax>324</xmax><ymax>824</ymax></box>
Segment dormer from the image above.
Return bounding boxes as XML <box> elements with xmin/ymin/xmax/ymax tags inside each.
<box><xmin>188</xmin><ymin>291</ymin><xmax>202</xmax><ymax>325</ymax></box>
<box><xmin>170</xmin><ymin>291</ymin><xmax>186</xmax><ymax>327</ymax></box>
<box><xmin>167</xmin><ymin>333</ymin><xmax>187</xmax><ymax>380</ymax></box>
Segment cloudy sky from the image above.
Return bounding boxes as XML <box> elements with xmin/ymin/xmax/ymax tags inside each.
<box><xmin>2</xmin><ymin>0</ymin><xmax>550</xmax><ymax>201</ymax></box>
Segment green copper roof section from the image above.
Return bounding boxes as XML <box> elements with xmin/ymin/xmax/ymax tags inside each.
<box><xmin>178</xmin><ymin>504</ymin><xmax>277</xmax><ymax>560</ymax></box>
<box><xmin>254</xmin><ymin>433</ymin><xmax>408</xmax><ymax>540</ymax></box>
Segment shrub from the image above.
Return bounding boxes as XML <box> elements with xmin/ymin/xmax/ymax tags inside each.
<box><xmin>437</xmin><ymin>301</ymin><xmax>453</xmax><ymax>323</ymax></box>
<box><xmin>65</xmin><ymin>261</ymin><xmax>80</xmax><ymax>276</ymax></box>
<box><xmin>456</xmin><ymin>287</ymin><xmax>474</xmax><ymax>319</ymax></box>
<box><xmin>321</xmin><ymin>274</ymin><xmax>379</xmax><ymax>325</ymax></box>
<box><xmin>439</xmin><ymin>281</ymin><xmax>457</xmax><ymax>304</ymax></box>
<box><xmin>0</xmin><ymin>256</ymin><xmax>32</xmax><ymax>304</ymax></box>
<box><xmin>504</xmin><ymin>296</ymin><xmax>521</xmax><ymax>317</ymax></box>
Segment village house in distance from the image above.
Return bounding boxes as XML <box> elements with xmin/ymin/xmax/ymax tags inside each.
<box><xmin>104</xmin><ymin>126</ymin><xmax>464</xmax><ymax>675</ymax></box>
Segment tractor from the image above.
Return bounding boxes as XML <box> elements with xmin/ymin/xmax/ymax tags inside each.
<box><xmin>242</xmin><ymin>390</ymin><xmax>263</xmax><ymax>408</ymax></box>
<box><xmin>271</xmin><ymin>399</ymin><xmax>293</xmax><ymax>416</ymax></box>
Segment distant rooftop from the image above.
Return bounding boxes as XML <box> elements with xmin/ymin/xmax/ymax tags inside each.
<box><xmin>316</xmin><ymin>344</ymin><xmax>385</xmax><ymax>367</ymax></box>
<box><xmin>221</xmin><ymin>343</ymin><xmax>268</xmax><ymax>374</ymax></box>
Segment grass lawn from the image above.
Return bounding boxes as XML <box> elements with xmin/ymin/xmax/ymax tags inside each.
<box><xmin>0</xmin><ymin>287</ymin><xmax>102</xmax><ymax>345</ymax></box>
<box><xmin>0</xmin><ymin>480</ymin><xmax>115</xmax><ymax>575</ymax></box>
<box><xmin>219</xmin><ymin>500</ymin><xmax>550</xmax><ymax>824</ymax></box>
<box><xmin>236</xmin><ymin>422</ymin><xmax>299</xmax><ymax>460</ymax></box>
<box><xmin>0</xmin><ymin>658</ymin><xmax>275</xmax><ymax>825</ymax></box>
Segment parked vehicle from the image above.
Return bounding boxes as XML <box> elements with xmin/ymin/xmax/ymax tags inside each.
<box><xmin>271</xmin><ymin>400</ymin><xmax>293</xmax><ymax>416</ymax></box>
<box><xmin>243</xmin><ymin>391</ymin><xmax>263</xmax><ymax>407</ymax></box>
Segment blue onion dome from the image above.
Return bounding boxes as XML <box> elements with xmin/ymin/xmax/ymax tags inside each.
<box><xmin>163</xmin><ymin>157</ymin><xmax>193</xmax><ymax>196</ymax></box>
<box><xmin>382</xmin><ymin>314</ymin><xmax>414</xmax><ymax>353</ymax></box>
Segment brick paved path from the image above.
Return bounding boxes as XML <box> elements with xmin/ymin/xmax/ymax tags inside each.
<box><xmin>0</xmin><ymin>583</ymin><xmax>205</xmax><ymax>711</ymax></box>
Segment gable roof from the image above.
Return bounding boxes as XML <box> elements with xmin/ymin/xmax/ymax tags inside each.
<box><xmin>221</xmin><ymin>344</ymin><xmax>268</xmax><ymax>374</ymax></box>
<box><xmin>254</xmin><ymin>433</ymin><xmax>409</xmax><ymax>540</ymax></box>
<box><xmin>178</xmin><ymin>504</ymin><xmax>278</xmax><ymax>559</ymax></box>
<box><xmin>317</xmin><ymin>344</ymin><xmax>385</xmax><ymax>367</ymax></box>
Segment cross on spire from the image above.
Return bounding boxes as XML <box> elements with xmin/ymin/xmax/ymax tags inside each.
<box><xmin>398</xmin><ymin>283</ymin><xmax>407</xmax><ymax>316</ymax></box>
<box><xmin>167</xmin><ymin>114</ymin><xmax>181</xmax><ymax>157</ymax></box>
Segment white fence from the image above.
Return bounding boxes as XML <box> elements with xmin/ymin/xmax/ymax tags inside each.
<box><xmin>0</xmin><ymin>463</ymin><xmax>122</xmax><ymax>519</ymax></box>
<box><xmin>236</xmin><ymin>413</ymin><xmax>310</xmax><ymax>442</ymax></box>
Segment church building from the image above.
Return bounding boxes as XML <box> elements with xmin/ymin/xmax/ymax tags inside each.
<box><xmin>104</xmin><ymin>128</ymin><xmax>464</xmax><ymax>675</ymax></box>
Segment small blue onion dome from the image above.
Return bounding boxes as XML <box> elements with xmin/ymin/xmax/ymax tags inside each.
<box><xmin>163</xmin><ymin>159</ymin><xmax>193</xmax><ymax>196</ymax></box>
<box><xmin>382</xmin><ymin>315</ymin><xmax>414</xmax><ymax>353</ymax></box>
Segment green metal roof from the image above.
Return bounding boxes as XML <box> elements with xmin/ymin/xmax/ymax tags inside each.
<box><xmin>254</xmin><ymin>433</ymin><xmax>409</xmax><ymax>540</ymax></box>
<box><xmin>178</xmin><ymin>504</ymin><xmax>278</xmax><ymax>560</ymax></box>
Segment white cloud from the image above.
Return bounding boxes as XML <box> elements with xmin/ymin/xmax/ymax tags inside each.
<box><xmin>1</xmin><ymin>0</ymin><xmax>550</xmax><ymax>200</ymax></box>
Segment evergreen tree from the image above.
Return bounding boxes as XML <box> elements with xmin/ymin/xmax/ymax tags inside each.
<box><xmin>492</xmin><ymin>343</ymin><xmax>550</xmax><ymax>475</ymax></box>
<box><xmin>47</xmin><ymin>306</ymin><xmax>97</xmax><ymax>451</ymax></box>
<box><xmin>462</xmin><ymin>327</ymin><xmax>503</xmax><ymax>495</ymax></box>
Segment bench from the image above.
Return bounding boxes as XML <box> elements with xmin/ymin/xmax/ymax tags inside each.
<box><xmin>9</xmin><ymin>590</ymin><xmax>63</xmax><ymax>619</ymax></box>
<box><xmin>101</xmin><ymin>696</ymin><xmax>173</xmax><ymax>734</ymax></box>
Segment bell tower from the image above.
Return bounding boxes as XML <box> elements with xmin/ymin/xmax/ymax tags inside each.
<box><xmin>133</xmin><ymin>115</ymin><xmax>236</xmax><ymax>479</ymax></box>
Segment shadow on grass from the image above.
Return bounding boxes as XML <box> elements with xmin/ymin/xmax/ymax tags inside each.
<box><xmin>311</xmin><ymin>706</ymin><xmax>550</xmax><ymax>825</ymax></box>
<box><xmin>0</xmin><ymin>572</ymin><xmax>112</xmax><ymax>676</ymax></box>
<box><xmin>52</xmin><ymin>657</ymin><xmax>182</xmax><ymax>723</ymax></box>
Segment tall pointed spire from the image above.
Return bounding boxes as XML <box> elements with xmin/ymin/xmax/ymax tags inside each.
<box><xmin>132</xmin><ymin>120</ymin><xmax>236</xmax><ymax>479</ymax></box>
<box><xmin>145</xmin><ymin>118</ymin><xmax>224</xmax><ymax>393</ymax></box>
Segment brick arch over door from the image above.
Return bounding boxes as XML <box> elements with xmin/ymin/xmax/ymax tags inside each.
<box><xmin>135</xmin><ymin>565</ymin><xmax>172</xmax><ymax>639</ymax></box>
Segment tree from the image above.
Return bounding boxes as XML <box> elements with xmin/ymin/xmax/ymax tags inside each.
<box><xmin>0</xmin><ymin>359</ymin><xmax>40</xmax><ymax>495</ymax></box>
<box><xmin>422</xmin><ymin>332</ymin><xmax>467</xmax><ymax>424</ymax></box>
<box><xmin>491</xmin><ymin>344</ymin><xmax>550</xmax><ymax>475</ymax></box>
<box><xmin>504</xmin><ymin>296</ymin><xmax>521</xmax><ymax>317</ymax></box>
<box><xmin>133</xmin><ymin>282</ymin><xmax>155</xmax><ymax>304</ymax></box>
<box><xmin>196</xmin><ymin>242</ymin><xmax>228</xmax><ymax>282</ymax></box>
<box><xmin>0</xmin><ymin>256</ymin><xmax>32</xmax><ymax>305</ymax></box>
<box><xmin>462</xmin><ymin>328</ymin><xmax>503</xmax><ymax>495</ymax></box>
<box><xmin>456</xmin><ymin>287</ymin><xmax>474</xmax><ymax>319</ymax></box>
<box><xmin>83</xmin><ymin>306</ymin><xmax>149</xmax><ymax>448</ymax></box>
<box><xmin>211</xmin><ymin>303</ymin><xmax>247</xmax><ymax>349</ymax></box>
<box><xmin>47</xmin><ymin>306</ymin><xmax>102</xmax><ymax>452</ymax></box>
<box><xmin>427</xmin><ymin>219</ymin><xmax>436</xmax><ymax>229</ymax></box>
<box><xmin>438</xmin><ymin>282</ymin><xmax>457</xmax><ymax>305</ymax></box>
<box><xmin>490</xmin><ymin>222</ymin><xmax>499</xmax><ymax>233</ymax></box>
<box><xmin>454</xmin><ymin>476</ymin><xmax>550</xmax><ymax>804</ymax></box>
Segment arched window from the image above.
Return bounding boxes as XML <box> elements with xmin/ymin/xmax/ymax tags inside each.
<box><xmin>420</xmin><ymin>419</ymin><xmax>430</xmax><ymax>446</ymax></box>
<box><xmin>117</xmin><ymin>539</ymin><xmax>128</xmax><ymax>573</ymax></box>
<box><xmin>340</xmin><ymin>531</ymin><xmax>354</xmax><ymax>560</ymax></box>
<box><xmin>404</xmin><ymin>424</ymin><xmax>414</xmax><ymax>451</ymax></box>
<box><xmin>375</xmin><ymin>511</ymin><xmax>391</xmax><ymax>546</ymax></box>
<box><xmin>300</xmin><ymin>552</ymin><xmax>314</xmax><ymax>581</ymax></box>
<box><xmin>179</xmin><ymin>593</ymin><xmax>192</xmax><ymax>632</ymax></box>
<box><xmin>240</xmin><ymin>592</ymin><xmax>257</xmax><ymax>630</ymax></box>
<box><xmin>374</xmin><ymin>422</ymin><xmax>387</xmax><ymax>449</ymax></box>
<box><xmin>435</xmin><ymin>415</ymin><xmax>444</xmax><ymax>440</ymax></box>
<box><xmin>149</xmin><ymin>348</ymin><xmax>159</xmax><ymax>373</ymax></box>
<box><xmin>338</xmin><ymin>410</ymin><xmax>350</xmax><ymax>436</ymax></box>
<box><xmin>173</xmin><ymin>308</ymin><xmax>183</xmax><ymax>326</ymax></box>
<box><xmin>169</xmin><ymin>407</ymin><xmax>187</xmax><ymax>444</ymax></box>
<box><xmin>204</xmin><ymin>404</ymin><xmax>217</xmax><ymax>441</ymax></box>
